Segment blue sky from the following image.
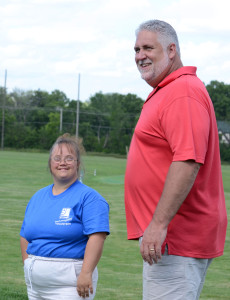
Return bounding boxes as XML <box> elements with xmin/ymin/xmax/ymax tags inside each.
<box><xmin>1</xmin><ymin>0</ymin><xmax>230</xmax><ymax>101</ymax></box>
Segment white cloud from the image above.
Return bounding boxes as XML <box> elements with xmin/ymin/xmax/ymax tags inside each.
<box><xmin>1</xmin><ymin>0</ymin><xmax>230</xmax><ymax>101</ymax></box>
<box><xmin>7</xmin><ymin>25</ymin><xmax>99</xmax><ymax>44</ymax></box>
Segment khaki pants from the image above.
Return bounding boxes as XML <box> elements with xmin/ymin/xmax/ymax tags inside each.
<box><xmin>139</xmin><ymin>238</ymin><xmax>212</xmax><ymax>300</ymax></box>
<box><xmin>24</xmin><ymin>255</ymin><xmax>98</xmax><ymax>300</ymax></box>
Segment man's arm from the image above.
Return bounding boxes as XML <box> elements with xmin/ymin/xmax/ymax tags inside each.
<box><xmin>140</xmin><ymin>160</ymin><xmax>201</xmax><ymax>264</ymax></box>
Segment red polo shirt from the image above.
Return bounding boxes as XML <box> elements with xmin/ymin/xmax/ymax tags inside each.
<box><xmin>125</xmin><ymin>66</ymin><xmax>227</xmax><ymax>258</ymax></box>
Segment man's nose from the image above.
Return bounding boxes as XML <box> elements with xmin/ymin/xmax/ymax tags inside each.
<box><xmin>135</xmin><ymin>49</ymin><xmax>147</xmax><ymax>60</ymax></box>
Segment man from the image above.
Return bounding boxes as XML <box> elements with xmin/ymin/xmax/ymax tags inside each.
<box><xmin>124</xmin><ymin>20</ymin><xmax>227</xmax><ymax>300</ymax></box>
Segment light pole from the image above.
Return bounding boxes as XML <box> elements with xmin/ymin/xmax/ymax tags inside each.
<box><xmin>1</xmin><ymin>70</ymin><xmax>7</xmax><ymax>150</ymax></box>
<box><xmin>76</xmin><ymin>73</ymin><xmax>80</xmax><ymax>138</ymax></box>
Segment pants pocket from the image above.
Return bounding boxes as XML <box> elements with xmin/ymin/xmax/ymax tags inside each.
<box><xmin>23</xmin><ymin>257</ymin><xmax>32</xmax><ymax>286</ymax></box>
<box><xmin>30</xmin><ymin>260</ymin><xmax>77</xmax><ymax>287</ymax></box>
<box><xmin>73</xmin><ymin>260</ymin><xmax>83</xmax><ymax>278</ymax></box>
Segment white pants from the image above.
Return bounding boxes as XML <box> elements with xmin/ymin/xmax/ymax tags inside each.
<box><xmin>24</xmin><ymin>255</ymin><xmax>98</xmax><ymax>300</ymax></box>
<box><xmin>139</xmin><ymin>239</ymin><xmax>212</xmax><ymax>300</ymax></box>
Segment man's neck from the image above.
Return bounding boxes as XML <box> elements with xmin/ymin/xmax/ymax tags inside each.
<box><xmin>148</xmin><ymin>56</ymin><xmax>183</xmax><ymax>88</ymax></box>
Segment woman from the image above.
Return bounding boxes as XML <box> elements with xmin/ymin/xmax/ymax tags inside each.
<box><xmin>20</xmin><ymin>134</ymin><xmax>110</xmax><ymax>299</ymax></box>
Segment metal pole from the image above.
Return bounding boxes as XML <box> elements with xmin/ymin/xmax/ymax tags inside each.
<box><xmin>76</xmin><ymin>73</ymin><xmax>80</xmax><ymax>138</ymax></box>
<box><xmin>1</xmin><ymin>70</ymin><xmax>7</xmax><ymax>150</ymax></box>
<box><xmin>59</xmin><ymin>108</ymin><xmax>63</xmax><ymax>132</ymax></box>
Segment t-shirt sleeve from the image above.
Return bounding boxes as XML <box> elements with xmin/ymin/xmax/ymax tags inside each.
<box><xmin>20</xmin><ymin>219</ymin><xmax>26</xmax><ymax>238</ymax></box>
<box><xmin>160</xmin><ymin>97</ymin><xmax>210</xmax><ymax>163</ymax></box>
<box><xmin>82</xmin><ymin>190</ymin><xmax>110</xmax><ymax>236</ymax></box>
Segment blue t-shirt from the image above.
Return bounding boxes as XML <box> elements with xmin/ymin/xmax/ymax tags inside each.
<box><xmin>20</xmin><ymin>180</ymin><xmax>110</xmax><ymax>259</ymax></box>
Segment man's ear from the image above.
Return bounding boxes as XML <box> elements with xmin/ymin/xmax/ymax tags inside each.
<box><xmin>168</xmin><ymin>43</ymin><xmax>177</xmax><ymax>59</ymax></box>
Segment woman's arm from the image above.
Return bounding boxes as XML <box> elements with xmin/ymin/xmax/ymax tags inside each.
<box><xmin>77</xmin><ymin>232</ymin><xmax>107</xmax><ymax>298</ymax></box>
<box><xmin>20</xmin><ymin>236</ymin><xmax>29</xmax><ymax>263</ymax></box>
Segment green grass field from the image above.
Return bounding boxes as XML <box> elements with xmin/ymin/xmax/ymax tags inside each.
<box><xmin>0</xmin><ymin>151</ymin><xmax>229</xmax><ymax>300</ymax></box>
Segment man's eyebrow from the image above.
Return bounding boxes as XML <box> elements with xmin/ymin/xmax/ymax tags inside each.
<box><xmin>134</xmin><ymin>44</ymin><xmax>154</xmax><ymax>50</ymax></box>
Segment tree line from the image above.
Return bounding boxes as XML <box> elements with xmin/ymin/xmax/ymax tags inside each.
<box><xmin>0</xmin><ymin>80</ymin><xmax>230</xmax><ymax>161</ymax></box>
<box><xmin>0</xmin><ymin>88</ymin><xmax>144</xmax><ymax>155</ymax></box>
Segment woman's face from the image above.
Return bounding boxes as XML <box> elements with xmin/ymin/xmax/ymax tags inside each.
<box><xmin>50</xmin><ymin>143</ymin><xmax>78</xmax><ymax>185</ymax></box>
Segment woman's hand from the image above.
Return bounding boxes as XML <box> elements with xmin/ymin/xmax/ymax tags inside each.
<box><xmin>77</xmin><ymin>271</ymin><xmax>93</xmax><ymax>298</ymax></box>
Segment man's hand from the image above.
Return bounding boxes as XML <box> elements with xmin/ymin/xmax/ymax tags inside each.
<box><xmin>140</xmin><ymin>221</ymin><xmax>167</xmax><ymax>265</ymax></box>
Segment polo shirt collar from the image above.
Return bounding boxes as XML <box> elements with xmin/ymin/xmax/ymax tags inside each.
<box><xmin>145</xmin><ymin>66</ymin><xmax>197</xmax><ymax>103</ymax></box>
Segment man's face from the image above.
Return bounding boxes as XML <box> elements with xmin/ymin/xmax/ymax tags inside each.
<box><xmin>134</xmin><ymin>30</ymin><xmax>170</xmax><ymax>87</ymax></box>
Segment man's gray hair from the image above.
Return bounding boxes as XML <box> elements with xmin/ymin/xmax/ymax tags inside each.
<box><xmin>136</xmin><ymin>20</ymin><xmax>181</xmax><ymax>57</ymax></box>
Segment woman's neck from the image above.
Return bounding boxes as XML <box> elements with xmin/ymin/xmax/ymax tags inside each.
<box><xmin>52</xmin><ymin>178</ymin><xmax>77</xmax><ymax>195</ymax></box>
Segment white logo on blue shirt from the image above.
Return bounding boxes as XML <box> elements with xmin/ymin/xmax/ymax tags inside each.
<box><xmin>55</xmin><ymin>208</ymin><xmax>72</xmax><ymax>225</ymax></box>
<box><xmin>60</xmin><ymin>208</ymin><xmax>71</xmax><ymax>219</ymax></box>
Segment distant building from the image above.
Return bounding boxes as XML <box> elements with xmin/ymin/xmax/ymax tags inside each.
<box><xmin>218</xmin><ymin>121</ymin><xmax>230</xmax><ymax>144</ymax></box>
